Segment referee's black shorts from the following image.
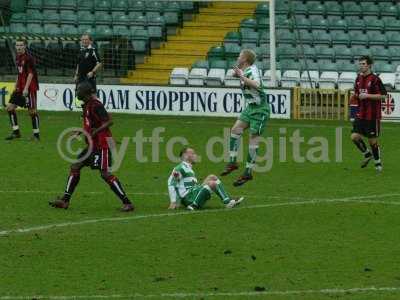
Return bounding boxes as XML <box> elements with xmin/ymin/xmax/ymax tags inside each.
<box><xmin>352</xmin><ymin>118</ymin><xmax>381</xmax><ymax>138</ymax></box>
<box><xmin>76</xmin><ymin>76</ymin><xmax>97</xmax><ymax>92</ymax></box>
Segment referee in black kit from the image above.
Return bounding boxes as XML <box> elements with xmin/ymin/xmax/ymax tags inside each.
<box><xmin>74</xmin><ymin>34</ymin><xmax>102</xmax><ymax>91</ymax></box>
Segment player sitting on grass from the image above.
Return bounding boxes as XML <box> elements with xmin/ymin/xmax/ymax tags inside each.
<box><xmin>49</xmin><ymin>82</ymin><xmax>134</xmax><ymax>212</ymax></box>
<box><xmin>167</xmin><ymin>147</ymin><xmax>244</xmax><ymax>210</ymax></box>
<box><xmin>220</xmin><ymin>49</ymin><xmax>270</xmax><ymax>186</ymax></box>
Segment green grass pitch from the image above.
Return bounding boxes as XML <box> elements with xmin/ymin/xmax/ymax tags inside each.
<box><xmin>0</xmin><ymin>111</ymin><xmax>400</xmax><ymax>300</ymax></box>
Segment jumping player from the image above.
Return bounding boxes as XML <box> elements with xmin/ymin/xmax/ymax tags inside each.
<box><xmin>168</xmin><ymin>147</ymin><xmax>244</xmax><ymax>210</ymax></box>
<box><xmin>351</xmin><ymin>56</ymin><xmax>387</xmax><ymax>172</ymax></box>
<box><xmin>49</xmin><ymin>82</ymin><xmax>134</xmax><ymax>211</ymax></box>
<box><xmin>220</xmin><ymin>49</ymin><xmax>270</xmax><ymax>186</ymax></box>
<box><xmin>5</xmin><ymin>39</ymin><xmax>40</xmax><ymax>141</ymax></box>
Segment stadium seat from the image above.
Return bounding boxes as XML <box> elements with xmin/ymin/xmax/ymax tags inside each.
<box><xmin>255</xmin><ymin>2</ymin><xmax>268</xmax><ymax>18</ymax></box>
<box><xmin>145</xmin><ymin>1</ymin><xmax>163</xmax><ymax>13</ymax></box>
<box><xmin>209</xmin><ymin>60</ymin><xmax>227</xmax><ymax>70</ymax></box>
<box><xmin>240</xmin><ymin>18</ymin><xmax>257</xmax><ymax>31</ymax></box>
<box><xmin>43</xmin><ymin>10</ymin><xmax>60</xmax><ymax>24</ymax></box>
<box><xmin>383</xmin><ymin>17</ymin><xmax>400</xmax><ymax>31</ymax></box>
<box><xmin>112</xmin><ymin>12</ymin><xmax>130</xmax><ymax>25</ymax></box>
<box><xmin>224</xmin><ymin>43</ymin><xmax>241</xmax><ymax>60</ymax></box>
<box><xmin>360</xmin><ymin>3</ymin><xmax>378</xmax><ymax>16</ymax></box>
<box><xmin>241</xmin><ymin>31</ymin><xmax>259</xmax><ymax>46</ymax></box>
<box><xmin>374</xmin><ymin>62</ymin><xmax>395</xmax><ymax>74</ymax></box>
<box><xmin>61</xmin><ymin>24</ymin><xmax>78</xmax><ymax>36</ymax></box>
<box><xmin>59</xmin><ymin>0</ymin><xmax>76</xmax><ymax>10</ymax></box>
<box><xmin>351</xmin><ymin>46</ymin><xmax>370</xmax><ymax>59</ymax></box>
<box><xmin>26</xmin><ymin>10</ymin><xmax>43</xmax><ymax>24</ymax></box>
<box><xmin>113</xmin><ymin>25</ymin><xmax>130</xmax><ymax>37</ymax></box>
<box><xmin>224</xmin><ymin>32</ymin><xmax>241</xmax><ymax>45</ymax></box>
<box><xmin>148</xmin><ymin>26</ymin><xmax>163</xmax><ymax>40</ymax></box>
<box><xmin>95</xmin><ymin>0</ymin><xmax>111</xmax><ymax>12</ymax></box>
<box><xmin>77</xmin><ymin>11</ymin><xmax>95</xmax><ymax>25</ymax></box>
<box><xmin>300</xmin><ymin>70</ymin><xmax>319</xmax><ymax>88</ymax></box>
<box><xmin>368</xmin><ymin>31</ymin><xmax>387</xmax><ymax>47</ymax></box>
<box><xmin>337</xmin><ymin>71</ymin><xmax>357</xmax><ymax>90</ymax></box>
<box><xmin>280</xmin><ymin>59</ymin><xmax>298</xmax><ymax>72</ymax></box>
<box><xmin>337</xmin><ymin>61</ymin><xmax>357</xmax><ymax>72</ymax></box>
<box><xmin>278</xmin><ymin>46</ymin><xmax>298</xmax><ymax>60</ymax></box>
<box><xmin>345</xmin><ymin>16</ymin><xmax>364</xmax><ymax>31</ymax></box>
<box><xmin>129</xmin><ymin>0</ymin><xmax>145</xmax><ymax>12</ymax></box>
<box><xmin>379</xmin><ymin>73</ymin><xmax>395</xmax><ymax>89</ymax></box>
<box><xmin>263</xmin><ymin>69</ymin><xmax>281</xmax><ymax>87</ymax></box>
<box><xmin>28</xmin><ymin>23</ymin><xmax>44</xmax><ymax>35</ymax></box>
<box><xmin>131</xmin><ymin>15</ymin><xmax>147</xmax><ymax>27</ymax></box>
<box><xmin>164</xmin><ymin>12</ymin><xmax>179</xmax><ymax>26</ymax></box>
<box><xmin>292</xmin><ymin>2</ymin><xmax>308</xmax><ymax>16</ymax></box>
<box><xmin>276</xmin><ymin>0</ymin><xmax>290</xmax><ymax>15</ymax></box>
<box><xmin>207</xmin><ymin>46</ymin><xmax>224</xmax><ymax>60</ymax></box>
<box><xmin>112</xmin><ymin>0</ymin><xmax>128</xmax><ymax>11</ymax></box>
<box><xmin>10</xmin><ymin>23</ymin><xmax>27</xmax><ymax>33</ymax></box>
<box><xmin>42</xmin><ymin>0</ymin><xmax>59</xmax><ymax>10</ymax></box>
<box><xmin>96</xmin><ymin>25</ymin><xmax>112</xmax><ymax>37</ymax></box>
<box><xmin>129</xmin><ymin>11</ymin><xmax>143</xmax><ymax>21</ymax></box>
<box><xmin>78</xmin><ymin>24</ymin><xmax>95</xmax><ymax>35</ymax></box>
<box><xmin>295</xmin><ymin>17</ymin><xmax>311</xmax><ymax>30</ymax></box>
<box><xmin>147</xmin><ymin>16</ymin><xmax>165</xmax><ymax>27</ymax></box>
<box><xmin>299</xmin><ymin>46</ymin><xmax>316</xmax><ymax>60</ymax></box>
<box><xmin>387</xmin><ymin>31</ymin><xmax>400</xmax><ymax>47</ymax></box>
<box><xmin>310</xmin><ymin>16</ymin><xmax>328</xmax><ymax>31</ymax></box>
<box><xmin>170</xmin><ymin>67</ymin><xmax>189</xmax><ymax>85</ymax></box>
<box><xmin>325</xmin><ymin>2</ymin><xmax>342</xmax><ymax>17</ymax></box>
<box><xmin>188</xmin><ymin>68</ymin><xmax>207</xmax><ymax>86</ymax></box>
<box><xmin>334</xmin><ymin>45</ymin><xmax>352</xmax><ymax>60</ymax></box>
<box><xmin>27</xmin><ymin>0</ymin><xmax>43</xmax><ymax>10</ymax></box>
<box><xmin>342</xmin><ymin>2</ymin><xmax>361</xmax><ymax>17</ymax></box>
<box><xmin>163</xmin><ymin>1</ymin><xmax>181</xmax><ymax>13</ymax></box>
<box><xmin>276</xmin><ymin>15</ymin><xmax>292</xmax><ymax>30</ymax></box>
<box><xmin>312</xmin><ymin>30</ymin><xmax>331</xmax><ymax>46</ymax></box>
<box><xmin>256</xmin><ymin>17</ymin><xmax>268</xmax><ymax>31</ymax></box>
<box><xmin>77</xmin><ymin>0</ymin><xmax>93</xmax><ymax>11</ymax></box>
<box><xmin>328</xmin><ymin>18</ymin><xmax>347</xmax><ymax>31</ymax></box>
<box><xmin>133</xmin><ymin>28</ymin><xmax>149</xmax><ymax>41</ymax></box>
<box><xmin>379</xmin><ymin>3</ymin><xmax>398</xmax><ymax>18</ymax></box>
<box><xmin>318</xmin><ymin>60</ymin><xmax>338</xmax><ymax>72</ymax></box>
<box><xmin>224</xmin><ymin>69</ymin><xmax>241</xmax><ymax>87</ymax></box>
<box><xmin>281</xmin><ymin>70</ymin><xmax>300</xmax><ymax>87</ymax></box>
<box><xmin>319</xmin><ymin>71</ymin><xmax>339</xmax><ymax>89</ymax></box>
<box><xmin>364</xmin><ymin>18</ymin><xmax>384</xmax><ymax>32</ymax></box>
<box><xmin>315</xmin><ymin>46</ymin><xmax>334</xmax><ymax>60</ymax></box>
<box><xmin>206</xmin><ymin>68</ymin><xmax>226</xmax><ymax>86</ymax></box>
<box><xmin>298</xmin><ymin>30</ymin><xmax>313</xmax><ymax>44</ymax></box>
<box><xmin>331</xmin><ymin>31</ymin><xmax>350</xmax><ymax>46</ymax></box>
<box><xmin>307</xmin><ymin>1</ymin><xmax>325</xmax><ymax>16</ymax></box>
<box><xmin>349</xmin><ymin>30</ymin><xmax>368</xmax><ymax>46</ymax></box>
<box><xmin>131</xmin><ymin>39</ymin><xmax>148</xmax><ymax>54</ymax></box>
<box><xmin>95</xmin><ymin>12</ymin><xmax>112</xmax><ymax>25</ymax></box>
<box><xmin>300</xmin><ymin>59</ymin><xmax>319</xmax><ymax>71</ymax></box>
<box><xmin>60</xmin><ymin>10</ymin><xmax>78</xmax><ymax>25</ymax></box>
<box><xmin>44</xmin><ymin>24</ymin><xmax>61</xmax><ymax>35</ymax></box>
<box><xmin>10</xmin><ymin>13</ymin><xmax>26</xmax><ymax>26</ymax></box>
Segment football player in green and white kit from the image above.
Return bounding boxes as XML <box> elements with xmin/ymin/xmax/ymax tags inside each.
<box><xmin>221</xmin><ymin>49</ymin><xmax>270</xmax><ymax>187</ymax></box>
<box><xmin>168</xmin><ymin>147</ymin><xmax>244</xmax><ymax>210</ymax></box>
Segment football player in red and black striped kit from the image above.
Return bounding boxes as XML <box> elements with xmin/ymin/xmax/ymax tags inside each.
<box><xmin>49</xmin><ymin>82</ymin><xmax>134</xmax><ymax>212</ymax></box>
<box><xmin>5</xmin><ymin>39</ymin><xmax>40</xmax><ymax>141</ymax></box>
<box><xmin>351</xmin><ymin>56</ymin><xmax>387</xmax><ymax>172</ymax></box>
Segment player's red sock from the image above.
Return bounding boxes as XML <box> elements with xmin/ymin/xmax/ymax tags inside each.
<box><xmin>104</xmin><ymin>175</ymin><xmax>131</xmax><ymax>204</ymax></box>
<box><xmin>62</xmin><ymin>169</ymin><xmax>81</xmax><ymax>201</ymax></box>
<box><xmin>8</xmin><ymin>111</ymin><xmax>20</xmax><ymax>135</ymax></box>
<box><xmin>31</xmin><ymin>114</ymin><xmax>40</xmax><ymax>138</ymax></box>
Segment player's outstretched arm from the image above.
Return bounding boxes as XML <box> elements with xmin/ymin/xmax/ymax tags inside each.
<box><xmin>91</xmin><ymin>120</ymin><xmax>113</xmax><ymax>137</ymax></box>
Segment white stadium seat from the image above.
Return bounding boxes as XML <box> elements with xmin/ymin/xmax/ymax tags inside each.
<box><xmin>188</xmin><ymin>68</ymin><xmax>207</xmax><ymax>86</ymax></box>
<box><xmin>379</xmin><ymin>73</ymin><xmax>395</xmax><ymax>89</ymax></box>
<box><xmin>280</xmin><ymin>70</ymin><xmax>300</xmax><ymax>88</ymax></box>
<box><xmin>224</xmin><ymin>69</ymin><xmax>241</xmax><ymax>87</ymax></box>
<box><xmin>319</xmin><ymin>71</ymin><xmax>339</xmax><ymax>89</ymax></box>
<box><xmin>263</xmin><ymin>70</ymin><xmax>281</xmax><ymax>87</ymax></box>
<box><xmin>337</xmin><ymin>72</ymin><xmax>357</xmax><ymax>90</ymax></box>
<box><xmin>170</xmin><ymin>67</ymin><xmax>189</xmax><ymax>85</ymax></box>
<box><xmin>300</xmin><ymin>71</ymin><xmax>319</xmax><ymax>88</ymax></box>
<box><xmin>206</xmin><ymin>68</ymin><xmax>225</xmax><ymax>86</ymax></box>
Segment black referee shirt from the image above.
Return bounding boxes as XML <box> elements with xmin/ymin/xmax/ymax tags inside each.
<box><xmin>77</xmin><ymin>45</ymin><xmax>101</xmax><ymax>80</ymax></box>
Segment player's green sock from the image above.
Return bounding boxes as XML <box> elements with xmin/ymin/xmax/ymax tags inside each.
<box><xmin>229</xmin><ymin>133</ymin><xmax>241</xmax><ymax>163</ymax></box>
<box><xmin>215</xmin><ymin>179</ymin><xmax>231</xmax><ymax>204</ymax></box>
<box><xmin>192</xmin><ymin>186</ymin><xmax>212</xmax><ymax>208</ymax></box>
<box><xmin>244</xmin><ymin>145</ymin><xmax>258</xmax><ymax>176</ymax></box>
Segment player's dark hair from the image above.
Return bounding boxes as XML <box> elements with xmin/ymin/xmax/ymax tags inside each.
<box><xmin>15</xmin><ymin>38</ymin><xmax>27</xmax><ymax>45</ymax></box>
<box><xmin>81</xmin><ymin>34</ymin><xmax>93</xmax><ymax>41</ymax></box>
<box><xmin>359</xmin><ymin>55</ymin><xmax>373</xmax><ymax>65</ymax></box>
<box><xmin>180</xmin><ymin>147</ymin><xmax>190</xmax><ymax>158</ymax></box>
<box><xmin>77</xmin><ymin>81</ymin><xmax>95</xmax><ymax>100</ymax></box>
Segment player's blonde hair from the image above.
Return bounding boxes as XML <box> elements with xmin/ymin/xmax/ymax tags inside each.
<box><xmin>241</xmin><ymin>49</ymin><xmax>257</xmax><ymax>65</ymax></box>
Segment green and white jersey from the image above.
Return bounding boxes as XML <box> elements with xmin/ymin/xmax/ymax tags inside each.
<box><xmin>167</xmin><ymin>161</ymin><xmax>198</xmax><ymax>203</ymax></box>
<box><xmin>241</xmin><ymin>64</ymin><xmax>268</xmax><ymax>107</ymax></box>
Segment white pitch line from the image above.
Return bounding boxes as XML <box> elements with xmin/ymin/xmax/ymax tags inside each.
<box><xmin>1</xmin><ymin>286</ymin><xmax>400</xmax><ymax>299</ymax></box>
<box><xmin>0</xmin><ymin>194</ymin><xmax>399</xmax><ymax>237</ymax></box>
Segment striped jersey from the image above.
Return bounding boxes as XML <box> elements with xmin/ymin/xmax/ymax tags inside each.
<box><xmin>241</xmin><ymin>64</ymin><xmax>267</xmax><ymax>106</ymax></box>
<box><xmin>167</xmin><ymin>161</ymin><xmax>198</xmax><ymax>203</ymax></box>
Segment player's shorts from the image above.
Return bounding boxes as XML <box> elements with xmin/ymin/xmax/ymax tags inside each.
<box><xmin>9</xmin><ymin>91</ymin><xmax>37</xmax><ymax>109</ymax></box>
<box><xmin>352</xmin><ymin>118</ymin><xmax>381</xmax><ymax>138</ymax></box>
<box><xmin>77</xmin><ymin>147</ymin><xmax>112</xmax><ymax>172</ymax></box>
<box><xmin>182</xmin><ymin>185</ymin><xmax>211</xmax><ymax>207</ymax></box>
<box><xmin>77</xmin><ymin>77</ymin><xmax>97</xmax><ymax>92</ymax></box>
<box><xmin>239</xmin><ymin>103</ymin><xmax>270</xmax><ymax>136</ymax></box>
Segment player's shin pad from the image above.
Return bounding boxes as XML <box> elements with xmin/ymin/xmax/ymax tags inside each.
<box><xmin>215</xmin><ymin>179</ymin><xmax>231</xmax><ymax>204</ymax></box>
